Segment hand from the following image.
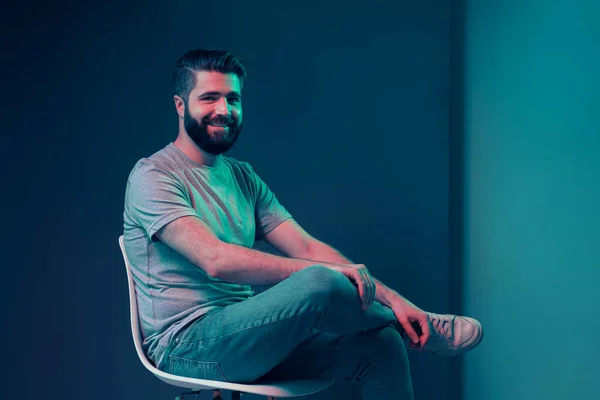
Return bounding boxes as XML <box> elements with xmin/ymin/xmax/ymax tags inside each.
<box><xmin>328</xmin><ymin>263</ymin><xmax>376</xmax><ymax>310</ymax></box>
<box><xmin>388</xmin><ymin>294</ymin><xmax>431</xmax><ymax>348</ymax></box>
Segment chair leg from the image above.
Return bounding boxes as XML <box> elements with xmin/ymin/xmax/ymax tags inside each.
<box><xmin>176</xmin><ymin>390</ymin><xmax>203</xmax><ymax>400</ymax></box>
<box><xmin>179</xmin><ymin>389</ymin><xmax>277</xmax><ymax>400</ymax></box>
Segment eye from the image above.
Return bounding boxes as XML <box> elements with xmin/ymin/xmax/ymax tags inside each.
<box><xmin>228</xmin><ymin>97</ymin><xmax>241</xmax><ymax>104</ymax></box>
<box><xmin>201</xmin><ymin>96</ymin><xmax>216</xmax><ymax>102</ymax></box>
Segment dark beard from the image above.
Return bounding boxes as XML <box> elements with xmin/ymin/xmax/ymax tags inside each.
<box><xmin>183</xmin><ymin>107</ymin><xmax>242</xmax><ymax>155</ymax></box>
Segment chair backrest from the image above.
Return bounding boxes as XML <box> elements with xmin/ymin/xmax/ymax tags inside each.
<box><xmin>118</xmin><ymin>235</ymin><xmax>215</xmax><ymax>389</ymax></box>
<box><xmin>118</xmin><ymin>235</ymin><xmax>160</xmax><ymax>372</ymax></box>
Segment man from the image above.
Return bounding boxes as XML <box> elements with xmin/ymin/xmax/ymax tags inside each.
<box><xmin>123</xmin><ymin>49</ymin><xmax>483</xmax><ymax>399</ymax></box>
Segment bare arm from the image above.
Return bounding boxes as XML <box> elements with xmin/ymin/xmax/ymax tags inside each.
<box><xmin>303</xmin><ymin>239</ymin><xmax>430</xmax><ymax>344</ymax></box>
<box><xmin>301</xmin><ymin>238</ymin><xmax>397</xmax><ymax>307</ymax></box>
<box><xmin>264</xmin><ymin>219</ymin><xmax>429</xmax><ymax>344</ymax></box>
<box><xmin>262</xmin><ymin>219</ymin><xmax>397</xmax><ymax>307</ymax></box>
<box><xmin>155</xmin><ymin>215</ymin><xmax>341</xmax><ymax>285</ymax></box>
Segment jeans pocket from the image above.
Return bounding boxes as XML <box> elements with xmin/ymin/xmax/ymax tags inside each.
<box><xmin>168</xmin><ymin>355</ymin><xmax>230</xmax><ymax>382</ymax></box>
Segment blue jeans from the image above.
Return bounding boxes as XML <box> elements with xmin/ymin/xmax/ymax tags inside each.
<box><xmin>160</xmin><ymin>265</ymin><xmax>414</xmax><ymax>400</ymax></box>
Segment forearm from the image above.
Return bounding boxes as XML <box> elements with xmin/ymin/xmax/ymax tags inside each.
<box><xmin>158</xmin><ymin>216</ymin><xmax>340</xmax><ymax>286</ymax></box>
<box><xmin>304</xmin><ymin>240</ymin><xmax>396</xmax><ymax>306</ymax></box>
<box><xmin>212</xmin><ymin>241</ymin><xmax>337</xmax><ymax>285</ymax></box>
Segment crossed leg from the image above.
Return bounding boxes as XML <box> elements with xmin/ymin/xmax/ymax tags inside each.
<box><xmin>161</xmin><ymin>265</ymin><xmax>413</xmax><ymax>398</ymax></box>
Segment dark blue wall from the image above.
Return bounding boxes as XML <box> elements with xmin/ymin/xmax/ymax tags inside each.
<box><xmin>5</xmin><ymin>1</ymin><xmax>454</xmax><ymax>399</ymax></box>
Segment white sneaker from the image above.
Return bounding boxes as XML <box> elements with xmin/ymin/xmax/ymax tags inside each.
<box><xmin>401</xmin><ymin>313</ymin><xmax>484</xmax><ymax>356</ymax></box>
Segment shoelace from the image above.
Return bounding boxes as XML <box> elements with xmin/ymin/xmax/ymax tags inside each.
<box><xmin>431</xmin><ymin>315</ymin><xmax>452</xmax><ymax>337</ymax></box>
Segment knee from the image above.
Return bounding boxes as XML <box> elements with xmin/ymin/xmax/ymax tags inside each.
<box><xmin>295</xmin><ymin>265</ymin><xmax>356</xmax><ymax>304</ymax></box>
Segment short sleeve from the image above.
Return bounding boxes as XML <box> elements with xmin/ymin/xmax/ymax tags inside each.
<box><xmin>124</xmin><ymin>159</ymin><xmax>198</xmax><ymax>239</ymax></box>
<box><xmin>244</xmin><ymin>163</ymin><xmax>293</xmax><ymax>240</ymax></box>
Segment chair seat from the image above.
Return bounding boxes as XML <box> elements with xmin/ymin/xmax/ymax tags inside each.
<box><xmin>152</xmin><ymin>368</ymin><xmax>334</xmax><ymax>397</ymax></box>
<box><xmin>119</xmin><ymin>235</ymin><xmax>334</xmax><ymax>397</ymax></box>
<box><xmin>140</xmin><ymin>346</ymin><xmax>334</xmax><ymax>397</ymax></box>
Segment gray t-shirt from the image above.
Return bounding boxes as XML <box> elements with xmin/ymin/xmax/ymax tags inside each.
<box><xmin>122</xmin><ymin>142</ymin><xmax>292</xmax><ymax>367</ymax></box>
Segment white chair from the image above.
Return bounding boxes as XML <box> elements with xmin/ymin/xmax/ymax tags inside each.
<box><xmin>118</xmin><ymin>236</ymin><xmax>335</xmax><ymax>399</ymax></box>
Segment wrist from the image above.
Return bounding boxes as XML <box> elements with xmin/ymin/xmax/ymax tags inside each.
<box><xmin>374</xmin><ymin>278</ymin><xmax>396</xmax><ymax>306</ymax></box>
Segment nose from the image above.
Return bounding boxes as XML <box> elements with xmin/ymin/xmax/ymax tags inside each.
<box><xmin>214</xmin><ymin>97</ymin><xmax>231</xmax><ymax>116</ymax></box>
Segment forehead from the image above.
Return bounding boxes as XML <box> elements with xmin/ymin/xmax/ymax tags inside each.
<box><xmin>191</xmin><ymin>71</ymin><xmax>241</xmax><ymax>94</ymax></box>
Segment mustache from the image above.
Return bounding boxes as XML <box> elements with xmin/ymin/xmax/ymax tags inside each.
<box><xmin>203</xmin><ymin>116</ymin><xmax>237</xmax><ymax>126</ymax></box>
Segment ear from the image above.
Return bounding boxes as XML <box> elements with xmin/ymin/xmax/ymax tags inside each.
<box><xmin>174</xmin><ymin>95</ymin><xmax>185</xmax><ymax>118</ymax></box>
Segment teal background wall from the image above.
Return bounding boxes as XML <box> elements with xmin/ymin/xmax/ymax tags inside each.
<box><xmin>460</xmin><ymin>1</ymin><xmax>600</xmax><ymax>399</ymax></box>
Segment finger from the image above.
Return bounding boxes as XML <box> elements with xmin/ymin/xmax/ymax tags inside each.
<box><xmin>367</xmin><ymin>273</ymin><xmax>375</xmax><ymax>307</ymax></box>
<box><xmin>359</xmin><ymin>271</ymin><xmax>371</xmax><ymax>309</ymax></box>
<box><xmin>363</xmin><ymin>270</ymin><xmax>375</xmax><ymax>309</ymax></box>
<box><xmin>419</xmin><ymin>316</ymin><xmax>431</xmax><ymax>347</ymax></box>
<box><xmin>353</xmin><ymin>271</ymin><xmax>366</xmax><ymax>307</ymax></box>
<box><xmin>364</xmin><ymin>271</ymin><xmax>375</xmax><ymax>309</ymax></box>
<box><xmin>398</xmin><ymin>317</ymin><xmax>419</xmax><ymax>344</ymax></box>
<box><xmin>358</xmin><ymin>270</ymin><xmax>371</xmax><ymax>309</ymax></box>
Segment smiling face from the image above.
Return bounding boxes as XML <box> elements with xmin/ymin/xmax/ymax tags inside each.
<box><xmin>178</xmin><ymin>71</ymin><xmax>243</xmax><ymax>155</ymax></box>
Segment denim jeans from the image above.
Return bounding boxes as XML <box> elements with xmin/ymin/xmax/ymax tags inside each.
<box><xmin>159</xmin><ymin>265</ymin><xmax>414</xmax><ymax>400</ymax></box>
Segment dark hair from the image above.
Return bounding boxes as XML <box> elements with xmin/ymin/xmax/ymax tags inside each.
<box><xmin>173</xmin><ymin>49</ymin><xmax>248</xmax><ymax>103</ymax></box>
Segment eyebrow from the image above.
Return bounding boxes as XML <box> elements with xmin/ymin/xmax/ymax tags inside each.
<box><xmin>198</xmin><ymin>91</ymin><xmax>241</xmax><ymax>98</ymax></box>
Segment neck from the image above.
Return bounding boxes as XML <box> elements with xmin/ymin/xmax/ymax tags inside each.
<box><xmin>174</xmin><ymin>130</ymin><xmax>221</xmax><ymax>167</ymax></box>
